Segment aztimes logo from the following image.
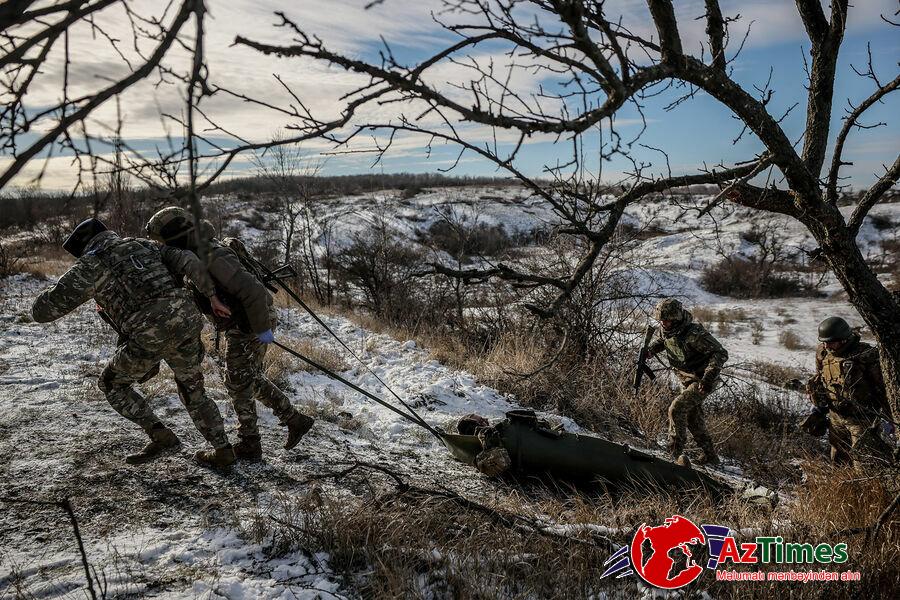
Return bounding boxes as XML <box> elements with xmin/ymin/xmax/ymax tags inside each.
<box><xmin>601</xmin><ymin>514</ymin><xmax>858</xmax><ymax>589</ymax></box>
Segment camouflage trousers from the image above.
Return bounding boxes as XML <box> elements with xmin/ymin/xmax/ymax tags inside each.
<box><xmin>828</xmin><ymin>412</ymin><xmax>892</xmax><ymax>470</ymax></box>
<box><xmin>99</xmin><ymin>298</ymin><xmax>229</xmax><ymax>449</ymax></box>
<box><xmin>223</xmin><ymin>326</ymin><xmax>297</xmax><ymax>439</ymax></box>
<box><xmin>668</xmin><ymin>380</ymin><xmax>716</xmax><ymax>457</ymax></box>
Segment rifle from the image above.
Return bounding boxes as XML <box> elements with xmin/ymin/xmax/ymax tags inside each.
<box><xmin>633</xmin><ymin>324</ymin><xmax>658</xmax><ymax>393</ymax></box>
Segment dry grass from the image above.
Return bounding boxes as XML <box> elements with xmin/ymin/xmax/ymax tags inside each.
<box><xmin>749</xmin><ymin>360</ymin><xmax>808</xmax><ymax>388</ymax></box>
<box><xmin>266</xmin><ymin>339</ymin><xmax>348</xmax><ymax>384</ymax></box>
<box><xmin>230</xmin><ymin>460</ymin><xmax>900</xmax><ymax>599</ymax></box>
<box><xmin>779</xmin><ymin>329</ymin><xmax>810</xmax><ymax>351</ymax></box>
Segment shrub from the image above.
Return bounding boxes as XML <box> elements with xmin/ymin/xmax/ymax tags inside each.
<box><xmin>779</xmin><ymin>329</ymin><xmax>809</xmax><ymax>351</ymax></box>
<box><xmin>0</xmin><ymin>243</ymin><xmax>23</xmax><ymax>278</ymax></box>
<box><xmin>329</xmin><ymin>222</ymin><xmax>428</xmax><ymax>323</ymax></box>
<box><xmin>701</xmin><ymin>256</ymin><xmax>818</xmax><ymax>298</ymax></box>
<box><xmin>422</xmin><ymin>220</ymin><xmax>516</xmax><ymax>261</ymax></box>
<box><xmin>869</xmin><ymin>213</ymin><xmax>894</xmax><ymax>231</ymax></box>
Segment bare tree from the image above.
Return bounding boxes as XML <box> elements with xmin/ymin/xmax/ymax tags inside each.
<box><xmin>229</xmin><ymin>2</ymin><xmax>900</xmax><ymax>419</ymax></box>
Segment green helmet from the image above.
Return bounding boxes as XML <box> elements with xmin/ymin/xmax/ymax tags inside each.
<box><xmin>655</xmin><ymin>298</ymin><xmax>684</xmax><ymax>322</ymax></box>
<box><xmin>818</xmin><ymin>316</ymin><xmax>852</xmax><ymax>342</ymax></box>
<box><xmin>146</xmin><ymin>206</ymin><xmax>194</xmax><ymax>244</ymax></box>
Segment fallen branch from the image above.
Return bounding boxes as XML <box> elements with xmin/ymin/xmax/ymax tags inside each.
<box><xmin>0</xmin><ymin>495</ymin><xmax>99</xmax><ymax>600</ymax></box>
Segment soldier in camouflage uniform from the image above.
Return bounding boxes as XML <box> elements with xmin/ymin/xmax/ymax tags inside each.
<box><xmin>649</xmin><ymin>298</ymin><xmax>728</xmax><ymax>466</ymax></box>
<box><xmin>806</xmin><ymin>316</ymin><xmax>892</xmax><ymax>469</ymax></box>
<box><xmin>31</xmin><ymin>218</ymin><xmax>236</xmax><ymax>467</ymax></box>
<box><xmin>146</xmin><ymin>207</ymin><xmax>314</xmax><ymax>461</ymax></box>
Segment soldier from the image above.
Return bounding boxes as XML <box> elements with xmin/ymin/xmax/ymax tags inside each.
<box><xmin>648</xmin><ymin>298</ymin><xmax>728</xmax><ymax>466</ymax></box>
<box><xmin>805</xmin><ymin>316</ymin><xmax>892</xmax><ymax>469</ymax></box>
<box><xmin>146</xmin><ymin>207</ymin><xmax>314</xmax><ymax>461</ymax></box>
<box><xmin>31</xmin><ymin>218</ymin><xmax>236</xmax><ymax>468</ymax></box>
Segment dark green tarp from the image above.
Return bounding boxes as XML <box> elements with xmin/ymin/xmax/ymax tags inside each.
<box><xmin>443</xmin><ymin>410</ymin><xmax>729</xmax><ymax>496</ymax></box>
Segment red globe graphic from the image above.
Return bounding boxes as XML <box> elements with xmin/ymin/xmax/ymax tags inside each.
<box><xmin>629</xmin><ymin>515</ymin><xmax>706</xmax><ymax>589</ymax></box>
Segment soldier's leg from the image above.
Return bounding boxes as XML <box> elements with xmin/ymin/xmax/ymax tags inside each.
<box><xmin>685</xmin><ymin>386</ymin><xmax>717</xmax><ymax>460</ymax></box>
<box><xmin>845</xmin><ymin>418</ymin><xmax>892</xmax><ymax>471</ymax></box>
<box><xmin>163</xmin><ymin>331</ymin><xmax>230</xmax><ymax>450</ymax></box>
<box><xmin>225</xmin><ymin>330</ymin><xmax>299</xmax><ymax>432</ymax></box>
<box><xmin>224</xmin><ymin>330</ymin><xmax>264</xmax><ymax>438</ymax></box>
<box><xmin>827</xmin><ymin>417</ymin><xmax>853</xmax><ymax>465</ymax></box>
<box><xmin>668</xmin><ymin>384</ymin><xmax>698</xmax><ymax>457</ymax></box>
<box><xmin>99</xmin><ymin>342</ymin><xmax>165</xmax><ymax>432</ymax></box>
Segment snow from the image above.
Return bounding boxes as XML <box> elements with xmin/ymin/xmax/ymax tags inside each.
<box><xmin>2</xmin><ymin>186</ymin><xmax>897</xmax><ymax>597</ymax></box>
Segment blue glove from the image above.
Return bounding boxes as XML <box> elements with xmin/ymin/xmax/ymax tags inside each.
<box><xmin>257</xmin><ymin>329</ymin><xmax>275</xmax><ymax>344</ymax></box>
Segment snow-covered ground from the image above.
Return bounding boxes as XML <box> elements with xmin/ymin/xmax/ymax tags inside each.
<box><xmin>1</xmin><ymin>186</ymin><xmax>897</xmax><ymax>597</ymax></box>
<box><xmin>234</xmin><ymin>185</ymin><xmax>896</xmax><ymax>377</ymax></box>
<box><xmin>0</xmin><ymin>272</ymin><xmax>568</xmax><ymax>598</ymax></box>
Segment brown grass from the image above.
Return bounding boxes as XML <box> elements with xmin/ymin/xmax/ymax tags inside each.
<box><xmin>779</xmin><ymin>329</ymin><xmax>810</xmax><ymax>351</ymax></box>
<box><xmin>231</xmin><ymin>460</ymin><xmax>899</xmax><ymax>599</ymax></box>
<box><xmin>749</xmin><ymin>360</ymin><xmax>808</xmax><ymax>388</ymax></box>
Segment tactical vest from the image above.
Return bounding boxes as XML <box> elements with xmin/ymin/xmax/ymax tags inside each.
<box><xmin>817</xmin><ymin>341</ymin><xmax>885</xmax><ymax>417</ymax></box>
<box><xmin>89</xmin><ymin>235</ymin><xmax>178</xmax><ymax>329</ymax></box>
<box><xmin>664</xmin><ymin>324</ymin><xmax>707</xmax><ymax>375</ymax></box>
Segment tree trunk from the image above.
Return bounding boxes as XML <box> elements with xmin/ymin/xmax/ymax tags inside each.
<box><xmin>815</xmin><ymin>220</ymin><xmax>900</xmax><ymax>426</ymax></box>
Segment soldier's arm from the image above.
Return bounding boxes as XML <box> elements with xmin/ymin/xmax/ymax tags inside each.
<box><xmin>694</xmin><ymin>329</ymin><xmax>729</xmax><ymax>381</ymax></box>
<box><xmin>31</xmin><ymin>259</ymin><xmax>98</xmax><ymax>322</ymax></box>
<box><xmin>208</xmin><ymin>252</ymin><xmax>271</xmax><ymax>334</ymax></box>
<box><xmin>159</xmin><ymin>246</ymin><xmax>216</xmax><ymax>298</ymax></box>
<box><xmin>806</xmin><ymin>346</ymin><xmax>829</xmax><ymax>408</ymax></box>
<box><xmin>648</xmin><ymin>333</ymin><xmax>665</xmax><ymax>356</ymax></box>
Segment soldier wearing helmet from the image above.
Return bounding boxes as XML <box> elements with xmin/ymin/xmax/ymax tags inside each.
<box><xmin>648</xmin><ymin>297</ymin><xmax>728</xmax><ymax>466</ymax></box>
<box><xmin>32</xmin><ymin>218</ymin><xmax>236</xmax><ymax>467</ymax></box>
<box><xmin>805</xmin><ymin>316</ymin><xmax>892</xmax><ymax>468</ymax></box>
<box><xmin>146</xmin><ymin>207</ymin><xmax>314</xmax><ymax>463</ymax></box>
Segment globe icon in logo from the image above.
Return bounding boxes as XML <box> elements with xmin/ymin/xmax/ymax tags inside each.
<box><xmin>630</xmin><ymin>515</ymin><xmax>706</xmax><ymax>589</ymax></box>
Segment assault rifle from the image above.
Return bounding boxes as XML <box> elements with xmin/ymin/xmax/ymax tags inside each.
<box><xmin>633</xmin><ymin>324</ymin><xmax>657</xmax><ymax>393</ymax></box>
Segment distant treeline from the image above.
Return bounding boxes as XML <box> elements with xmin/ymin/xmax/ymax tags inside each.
<box><xmin>2</xmin><ymin>172</ymin><xmax>895</xmax><ymax>231</ymax></box>
<box><xmin>0</xmin><ymin>173</ymin><xmax>519</xmax><ymax>230</ymax></box>
<box><xmin>204</xmin><ymin>172</ymin><xmax>519</xmax><ymax>197</ymax></box>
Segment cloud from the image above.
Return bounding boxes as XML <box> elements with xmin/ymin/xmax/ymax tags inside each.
<box><xmin>5</xmin><ymin>0</ymin><xmax>897</xmax><ymax>191</ymax></box>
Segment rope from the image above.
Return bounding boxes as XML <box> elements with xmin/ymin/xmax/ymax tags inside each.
<box><xmin>273</xmin><ymin>340</ymin><xmax>443</xmax><ymax>440</ymax></box>
<box><xmin>247</xmin><ymin>254</ymin><xmax>436</xmax><ymax>433</ymax></box>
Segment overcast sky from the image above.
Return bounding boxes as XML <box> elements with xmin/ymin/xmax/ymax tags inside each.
<box><xmin>4</xmin><ymin>0</ymin><xmax>898</xmax><ymax>192</ymax></box>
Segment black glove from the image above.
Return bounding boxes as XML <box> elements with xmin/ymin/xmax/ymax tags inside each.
<box><xmin>800</xmin><ymin>406</ymin><xmax>828</xmax><ymax>437</ymax></box>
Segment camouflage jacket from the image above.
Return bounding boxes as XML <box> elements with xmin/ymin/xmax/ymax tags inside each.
<box><xmin>807</xmin><ymin>336</ymin><xmax>888</xmax><ymax>419</ymax></box>
<box><xmin>186</xmin><ymin>238</ymin><xmax>273</xmax><ymax>335</ymax></box>
<box><xmin>650</xmin><ymin>312</ymin><xmax>728</xmax><ymax>382</ymax></box>
<box><xmin>32</xmin><ymin>231</ymin><xmax>216</xmax><ymax>335</ymax></box>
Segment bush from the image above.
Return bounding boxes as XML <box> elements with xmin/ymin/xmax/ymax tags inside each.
<box><xmin>869</xmin><ymin>214</ymin><xmax>894</xmax><ymax>231</ymax></box>
<box><xmin>701</xmin><ymin>257</ymin><xmax>819</xmax><ymax>298</ymax></box>
<box><xmin>423</xmin><ymin>220</ymin><xmax>515</xmax><ymax>261</ymax></box>
<box><xmin>0</xmin><ymin>243</ymin><xmax>23</xmax><ymax>278</ymax></box>
<box><xmin>779</xmin><ymin>329</ymin><xmax>809</xmax><ymax>351</ymax></box>
<box><xmin>329</xmin><ymin>222</ymin><xmax>428</xmax><ymax>323</ymax></box>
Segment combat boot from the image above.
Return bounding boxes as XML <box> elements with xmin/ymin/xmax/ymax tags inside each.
<box><xmin>675</xmin><ymin>454</ymin><xmax>691</xmax><ymax>468</ymax></box>
<box><xmin>126</xmin><ymin>424</ymin><xmax>180</xmax><ymax>465</ymax></box>
<box><xmin>284</xmin><ymin>412</ymin><xmax>314</xmax><ymax>449</ymax></box>
<box><xmin>194</xmin><ymin>445</ymin><xmax>236</xmax><ymax>469</ymax></box>
<box><xmin>696</xmin><ymin>452</ymin><xmax>720</xmax><ymax>466</ymax></box>
<box><xmin>233</xmin><ymin>435</ymin><xmax>263</xmax><ymax>462</ymax></box>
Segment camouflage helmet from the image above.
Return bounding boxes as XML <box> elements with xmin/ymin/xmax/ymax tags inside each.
<box><xmin>654</xmin><ymin>297</ymin><xmax>684</xmax><ymax>322</ymax></box>
<box><xmin>818</xmin><ymin>316</ymin><xmax>852</xmax><ymax>342</ymax></box>
<box><xmin>146</xmin><ymin>206</ymin><xmax>194</xmax><ymax>244</ymax></box>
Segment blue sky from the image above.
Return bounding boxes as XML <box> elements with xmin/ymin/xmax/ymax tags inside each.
<box><xmin>4</xmin><ymin>0</ymin><xmax>897</xmax><ymax>192</ymax></box>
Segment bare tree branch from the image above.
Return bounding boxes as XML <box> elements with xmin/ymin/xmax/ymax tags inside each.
<box><xmin>0</xmin><ymin>0</ymin><xmax>195</xmax><ymax>190</ymax></box>
<box><xmin>848</xmin><ymin>153</ymin><xmax>900</xmax><ymax>237</ymax></box>
<box><xmin>827</xmin><ymin>72</ymin><xmax>900</xmax><ymax>201</ymax></box>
